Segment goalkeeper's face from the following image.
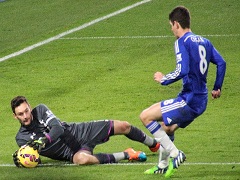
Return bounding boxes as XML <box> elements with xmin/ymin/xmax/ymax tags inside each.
<box><xmin>13</xmin><ymin>102</ymin><xmax>33</xmax><ymax>126</ymax></box>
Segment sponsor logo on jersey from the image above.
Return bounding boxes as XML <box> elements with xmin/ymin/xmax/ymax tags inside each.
<box><xmin>167</xmin><ymin>117</ymin><xmax>172</xmax><ymax>124</ymax></box>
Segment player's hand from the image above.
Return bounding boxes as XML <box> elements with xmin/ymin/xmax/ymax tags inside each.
<box><xmin>12</xmin><ymin>149</ymin><xmax>23</xmax><ymax>167</ymax></box>
<box><xmin>211</xmin><ymin>89</ymin><xmax>221</xmax><ymax>99</ymax></box>
<box><xmin>27</xmin><ymin>137</ymin><xmax>47</xmax><ymax>152</ymax></box>
<box><xmin>154</xmin><ymin>72</ymin><xmax>164</xmax><ymax>82</ymax></box>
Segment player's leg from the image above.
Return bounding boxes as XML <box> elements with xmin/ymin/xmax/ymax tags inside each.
<box><xmin>73</xmin><ymin>150</ymin><xmax>124</xmax><ymax>164</ymax></box>
<box><xmin>73</xmin><ymin>150</ymin><xmax>100</xmax><ymax>165</ymax></box>
<box><xmin>140</xmin><ymin>101</ymin><xmax>186</xmax><ymax>176</ymax></box>
<box><xmin>112</xmin><ymin>120</ymin><xmax>160</xmax><ymax>152</ymax></box>
<box><xmin>158</xmin><ymin>123</ymin><xmax>178</xmax><ymax>168</ymax></box>
<box><xmin>73</xmin><ymin>149</ymin><xmax>146</xmax><ymax>165</ymax></box>
<box><xmin>140</xmin><ymin>102</ymin><xmax>179</xmax><ymax>158</ymax></box>
<box><xmin>160</xmin><ymin>122</ymin><xmax>179</xmax><ymax>142</ymax></box>
<box><xmin>144</xmin><ymin>145</ymin><xmax>170</xmax><ymax>174</ymax></box>
<box><xmin>145</xmin><ymin>123</ymin><xmax>179</xmax><ymax>175</ymax></box>
<box><xmin>72</xmin><ymin>121</ymin><xmax>127</xmax><ymax>165</ymax></box>
<box><xmin>72</xmin><ymin>120</ymin><xmax>148</xmax><ymax>164</ymax></box>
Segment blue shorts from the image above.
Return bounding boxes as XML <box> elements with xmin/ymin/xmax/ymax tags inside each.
<box><xmin>160</xmin><ymin>96</ymin><xmax>207</xmax><ymax>128</ymax></box>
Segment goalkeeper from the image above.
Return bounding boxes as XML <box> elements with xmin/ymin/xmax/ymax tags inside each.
<box><xmin>11</xmin><ymin>96</ymin><xmax>160</xmax><ymax>167</ymax></box>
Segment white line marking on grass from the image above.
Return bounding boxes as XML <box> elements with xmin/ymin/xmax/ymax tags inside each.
<box><xmin>1</xmin><ymin>162</ymin><xmax>240</xmax><ymax>167</ymax></box>
<box><xmin>60</xmin><ymin>34</ymin><xmax>240</xmax><ymax>40</ymax></box>
<box><xmin>0</xmin><ymin>0</ymin><xmax>152</xmax><ymax>62</ymax></box>
<box><xmin>60</xmin><ymin>35</ymin><xmax>174</xmax><ymax>40</ymax></box>
<box><xmin>106</xmin><ymin>162</ymin><xmax>240</xmax><ymax>166</ymax></box>
<box><xmin>203</xmin><ymin>34</ymin><xmax>240</xmax><ymax>37</ymax></box>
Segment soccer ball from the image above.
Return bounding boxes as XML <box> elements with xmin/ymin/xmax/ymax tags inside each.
<box><xmin>17</xmin><ymin>145</ymin><xmax>40</xmax><ymax>168</ymax></box>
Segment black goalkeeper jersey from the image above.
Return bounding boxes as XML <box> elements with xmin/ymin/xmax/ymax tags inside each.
<box><xmin>15</xmin><ymin>104</ymin><xmax>112</xmax><ymax>162</ymax></box>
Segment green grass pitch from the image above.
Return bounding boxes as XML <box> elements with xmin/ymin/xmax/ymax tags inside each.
<box><xmin>0</xmin><ymin>0</ymin><xmax>239</xmax><ymax>179</ymax></box>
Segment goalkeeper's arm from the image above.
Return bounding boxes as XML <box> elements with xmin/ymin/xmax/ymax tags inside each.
<box><xmin>28</xmin><ymin>119</ymin><xmax>65</xmax><ymax>151</ymax></box>
<box><xmin>46</xmin><ymin>118</ymin><xmax>65</xmax><ymax>143</ymax></box>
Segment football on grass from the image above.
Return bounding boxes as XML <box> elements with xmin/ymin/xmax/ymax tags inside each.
<box><xmin>17</xmin><ymin>145</ymin><xmax>40</xmax><ymax>168</ymax></box>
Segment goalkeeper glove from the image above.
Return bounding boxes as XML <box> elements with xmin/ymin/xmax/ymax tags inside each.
<box><xmin>27</xmin><ymin>137</ymin><xmax>48</xmax><ymax>152</ymax></box>
<box><xmin>12</xmin><ymin>149</ymin><xmax>23</xmax><ymax>168</ymax></box>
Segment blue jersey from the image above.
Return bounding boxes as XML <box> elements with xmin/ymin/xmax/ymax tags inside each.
<box><xmin>160</xmin><ymin>32</ymin><xmax>226</xmax><ymax>111</ymax></box>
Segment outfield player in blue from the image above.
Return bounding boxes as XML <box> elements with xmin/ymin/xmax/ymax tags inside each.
<box><xmin>11</xmin><ymin>96</ymin><xmax>160</xmax><ymax>167</ymax></box>
<box><xmin>141</xmin><ymin>6</ymin><xmax>226</xmax><ymax>177</ymax></box>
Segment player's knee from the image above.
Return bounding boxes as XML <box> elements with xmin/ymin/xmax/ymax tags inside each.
<box><xmin>114</xmin><ymin>120</ymin><xmax>131</xmax><ymax>134</ymax></box>
<box><xmin>162</xmin><ymin>123</ymin><xmax>178</xmax><ymax>134</ymax></box>
<box><xmin>73</xmin><ymin>152</ymin><xmax>90</xmax><ymax>165</ymax></box>
<box><xmin>164</xmin><ymin>127</ymin><xmax>173</xmax><ymax>134</ymax></box>
<box><xmin>139</xmin><ymin>110</ymin><xmax>148</xmax><ymax>124</ymax></box>
<box><xmin>120</xmin><ymin>121</ymin><xmax>131</xmax><ymax>133</ymax></box>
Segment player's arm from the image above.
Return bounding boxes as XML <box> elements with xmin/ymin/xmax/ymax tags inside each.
<box><xmin>28</xmin><ymin>120</ymin><xmax>65</xmax><ymax>151</ymax></box>
<box><xmin>40</xmin><ymin>104</ymin><xmax>65</xmax><ymax>143</ymax></box>
<box><xmin>28</xmin><ymin>105</ymin><xmax>65</xmax><ymax>151</ymax></box>
<box><xmin>28</xmin><ymin>123</ymin><xmax>64</xmax><ymax>151</ymax></box>
<box><xmin>46</xmin><ymin>118</ymin><xmax>65</xmax><ymax>143</ymax></box>
<box><xmin>159</xmin><ymin>43</ymin><xmax>189</xmax><ymax>85</ymax></box>
<box><xmin>210</xmin><ymin>46</ymin><xmax>226</xmax><ymax>98</ymax></box>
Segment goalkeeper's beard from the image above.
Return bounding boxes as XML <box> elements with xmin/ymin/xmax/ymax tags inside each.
<box><xmin>20</xmin><ymin>115</ymin><xmax>33</xmax><ymax>127</ymax></box>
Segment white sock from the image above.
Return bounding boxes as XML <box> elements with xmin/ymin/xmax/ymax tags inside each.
<box><xmin>158</xmin><ymin>145</ymin><xmax>169</xmax><ymax>168</ymax></box>
<box><xmin>153</xmin><ymin>127</ymin><xmax>178</xmax><ymax>158</ymax></box>
<box><xmin>146</xmin><ymin>121</ymin><xmax>179</xmax><ymax>158</ymax></box>
<box><xmin>143</xmin><ymin>135</ymin><xmax>155</xmax><ymax>147</ymax></box>
<box><xmin>113</xmin><ymin>152</ymin><xmax>125</xmax><ymax>162</ymax></box>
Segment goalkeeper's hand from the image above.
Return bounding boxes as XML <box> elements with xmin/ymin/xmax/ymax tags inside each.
<box><xmin>12</xmin><ymin>149</ymin><xmax>23</xmax><ymax>168</ymax></box>
<box><xmin>27</xmin><ymin>137</ymin><xmax>48</xmax><ymax>152</ymax></box>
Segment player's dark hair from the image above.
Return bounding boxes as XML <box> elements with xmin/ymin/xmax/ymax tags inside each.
<box><xmin>11</xmin><ymin>96</ymin><xmax>29</xmax><ymax>114</ymax></box>
<box><xmin>169</xmin><ymin>6</ymin><xmax>190</xmax><ymax>29</ymax></box>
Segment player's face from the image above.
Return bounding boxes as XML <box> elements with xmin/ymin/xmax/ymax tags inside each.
<box><xmin>14</xmin><ymin>102</ymin><xmax>33</xmax><ymax>126</ymax></box>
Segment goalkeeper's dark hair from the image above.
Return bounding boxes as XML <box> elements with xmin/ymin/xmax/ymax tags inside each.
<box><xmin>169</xmin><ymin>6</ymin><xmax>191</xmax><ymax>29</ymax></box>
<box><xmin>11</xmin><ymin>96</ymin><xmax>29</xmax><ymax>114</ymax></box>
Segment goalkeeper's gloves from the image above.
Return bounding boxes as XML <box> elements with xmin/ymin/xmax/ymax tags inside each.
<box><xmin>27</xmin><ymin>137</ymin><xmax>48</xmax><ymax>152</ymax></box>
<box><xmin>12</xmin><ymin>149</ymin><xmax>23</xmax><ymax>168</ymax></box>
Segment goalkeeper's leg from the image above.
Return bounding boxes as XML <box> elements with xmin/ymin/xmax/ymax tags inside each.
<box><xmin>72</xmin><ymin>149</ymin><xmax>147</xmax><ymax>165</ymax></box>
<box><xmin>113</xmin><ymin>120</ymin><xmax>160</xmax><ymax>151</ymax></box>
<box><xmin>73</xmin><ymin>150</ymin><xmax>100</xmax><ymax>165</ymax></box>
<box><xmin>73</xmin><ymin>150</ymin><xmax>117</xmax><ymax>165</ymax></box>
